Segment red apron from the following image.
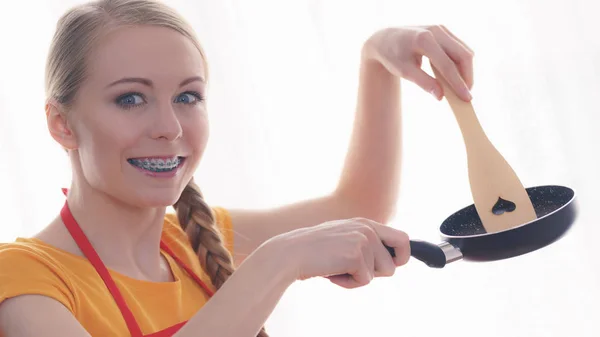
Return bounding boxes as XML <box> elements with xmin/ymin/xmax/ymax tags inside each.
<box><xmin>59</xmin><ymin>189</ymin><xmax>214</xmax><ymax>337</ymax></box>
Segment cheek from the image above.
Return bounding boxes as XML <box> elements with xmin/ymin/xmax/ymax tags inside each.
<box><xmin>74</xmin><ymin>115</ymin><xmax>141</xmax><ymax>178</ymax></box>
<box><xmin>184</xmin><ymin>112</ymin><xmax>210</xmax><ymax>155</ymax></box>
<box><xmin>80</xmin><ymin>118</ymin><xmax>139</xmax><ymax>154</ymax></box>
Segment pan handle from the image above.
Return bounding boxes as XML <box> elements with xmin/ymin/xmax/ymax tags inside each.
<box><xmin>384</xmin><ymin>240</ymin><xmax>461</xmax><ymax>268</ymax></box>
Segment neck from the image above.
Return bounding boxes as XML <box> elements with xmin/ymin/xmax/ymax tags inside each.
<box><xmin>64</xmin><ymin>180</ymin><xmax>168</xmax><ymax>281</ymax></box>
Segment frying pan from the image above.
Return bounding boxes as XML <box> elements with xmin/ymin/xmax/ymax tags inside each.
<box><xmin>386</xmin><ymin>184</ymin><xmax>578</xmax><ymax>268</ymax></box>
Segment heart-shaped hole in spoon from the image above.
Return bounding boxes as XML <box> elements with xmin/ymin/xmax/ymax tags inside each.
<box><xmin>491</xmin><ymin>197</ymin><xmax>517</xmax><ymax>215</ymax></box>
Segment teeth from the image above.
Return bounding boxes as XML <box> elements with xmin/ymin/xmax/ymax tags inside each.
<box><xmin>128</xmin><ymin>156</ymin><xmax>182</xmax><ymax>172</ymax></box>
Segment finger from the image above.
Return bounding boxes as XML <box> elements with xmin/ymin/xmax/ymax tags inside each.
<box><xmin>439</xmin><ymin>25</ymin><xmax>474</xmax><ymax>55</ymax></box>
<box><xmin>360</xmin><ymin>224</ymin><xmax>396</xmax><ymax>277</ymax></box>
<box><xmin>373</xmin><ymin>240</ymin><xmax>397</xmax><ymax>277</ymax></box>
<box><xmin>327</xmin><ymin>244</ymin><xmax>373</xmax><ymax>289</ymax></box>
<box><xmin>356</xmin><ymin>219</ymin><xmax>403</xmax><ymax>275</ymax></box>
<box><xmin>430</xmin><ymin>26</ymin><xmax>474</xmax><ymax>89</ymax></box>
<box><xmin>328</xmin><ymin>274</ymin><xmax>371</xmax><ymax>289</ymax></box>
<box><xmin>378</xmin><ymin>228</ymin><xmax>411</xmax><ymax>267</ymax></box>
<box><xmin>327</xmin><ymin>274</ymin><xmax>360</xmax><ymax>289</ymax></box>
<box><xmin>403</xmin><ymin>66</ymin><xmax>443</xmax><ymax>100</ymax></box>
<box><xmin>357</xmin><ymin>232</ymin><xmax>375</xmax><ymax>281</ymax></box>
<box><xmin>363</xmin><ymin>240</ymin><xmax>375</xmax><ymax>280</ymax></box>
<box><xmin>415</xmin><ymin>31</ymin><xmax>471</xmax><ymax>101</ymax></box>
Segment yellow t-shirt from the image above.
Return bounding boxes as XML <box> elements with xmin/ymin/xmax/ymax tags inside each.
<box><xmin>0</xmin><ymin>207</ymin><xmax>234</xmax><ymax>336</ymax></box>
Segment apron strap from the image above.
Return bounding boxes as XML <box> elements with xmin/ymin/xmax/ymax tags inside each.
<box><xmin>60</xmin><ymin>200</ymin><xmax>145</xmax><ymax>337</ymax></box>
<box><xmin>144</xmin><ymin>321</ymin><xmax>187</xmax><ymax>337</ymax></box>
<box><xmin>159</xmin><ymin>242</ymin><xmax>215</xmax><ymax>297</ymax></box>
<box><xmin>60</xmin><ymin>188</ymin><xmax>216</xmax><ymax>337</ymax></box>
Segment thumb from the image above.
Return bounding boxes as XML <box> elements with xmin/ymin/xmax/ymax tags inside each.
<box><xmin>403</xmin><ymin>67</ymin><xmax>442</xmax><ymax>100</ymax></box>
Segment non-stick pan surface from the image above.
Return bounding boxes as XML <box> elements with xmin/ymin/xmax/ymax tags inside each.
<box><xmin>392</xmin><ymin>185</ymin><xmax>578</xmax><ymax>268</ymax></box>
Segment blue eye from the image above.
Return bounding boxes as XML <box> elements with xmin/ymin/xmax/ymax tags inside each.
<box><xmin>175</xmin><ymin>91</ymin><xmax>203</xmax><ymax>105</ymax></box>
<box><xmin>116</xmin><ymin>93</ymin><xmax>145</xmax><ymax>108</ymax></box>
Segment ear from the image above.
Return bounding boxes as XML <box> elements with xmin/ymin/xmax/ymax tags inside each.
<box><xmin>46</xmin><ymin>100</ymin><xmax>78</xmax><ymax>150</ymax></box>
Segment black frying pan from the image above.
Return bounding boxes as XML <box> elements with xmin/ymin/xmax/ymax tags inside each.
<box><xmin>386</xmin><ymin>185</ymin><xmax>578</xmax><ymax>268</ymax></box>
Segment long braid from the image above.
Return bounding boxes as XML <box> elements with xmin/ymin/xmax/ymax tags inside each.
<box><xmin>175</xmin><ymin>179</ymin><xmax>269</xmax><ymax>337</ymax></box>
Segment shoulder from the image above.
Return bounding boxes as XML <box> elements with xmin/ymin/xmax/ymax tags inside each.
<box><xmin>0</xmin><ymin>240</ymin><xmax>71</xmax><ymax>273</ymax></box>
<box><xmin>0</xmin><ymin>240</ymin><xmax>76</xmax><ymax>312</ymax></box>
<box><xmin>163</xmin><ymin>206</ymin><xmax>234</xmax><ymax>255</ymax></box>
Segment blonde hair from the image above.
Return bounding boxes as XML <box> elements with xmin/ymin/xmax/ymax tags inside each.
<box><xmin>46</xmin><ymin>1</ymin><xmax>268</xmax><ymax>336</ymax></box>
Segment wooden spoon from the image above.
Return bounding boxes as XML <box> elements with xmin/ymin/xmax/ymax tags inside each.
<box><xmin>432</xmin><ymin>66</ymin><xmax>537</xmax><ymax>233</ymax></box>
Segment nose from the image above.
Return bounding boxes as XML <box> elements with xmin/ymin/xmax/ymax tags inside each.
<box><xmin>150</xmin><ymin>102</ymin><xmax>183</xmax><ymax>141</ymax></box>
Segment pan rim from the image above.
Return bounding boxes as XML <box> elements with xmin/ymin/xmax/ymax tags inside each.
<box><xmin>439</xmin><ymin>184</ymin><xmax>577</xmax><ymax>240</ymax></box>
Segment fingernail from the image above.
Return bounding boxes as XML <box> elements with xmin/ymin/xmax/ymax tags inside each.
<box><xmin>430</xmin><ymin>88</ymin><xmax>440</xmax><ymax>100</ymax></box>
<box><xmin>463</xmin><ymin>88</ymin><xmax>472</xmax><ymax>101</ymax></box>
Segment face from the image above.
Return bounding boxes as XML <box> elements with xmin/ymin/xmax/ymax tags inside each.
<box><xmin>56</xmin><ymin>25</ymin><xmax>209</xmax><ymax>208</ymax></box>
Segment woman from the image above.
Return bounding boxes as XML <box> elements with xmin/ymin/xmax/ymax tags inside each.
<box><xmin>0</xmin><ymin>0</ymin><xmax>474</xmax><ymax>336</ymax></box>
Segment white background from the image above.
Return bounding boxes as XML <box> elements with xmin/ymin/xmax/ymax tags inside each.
<box><xmin>0</xmin><ymin>0</ymin><xmax>598</xmax><ymax>336</ymax></box>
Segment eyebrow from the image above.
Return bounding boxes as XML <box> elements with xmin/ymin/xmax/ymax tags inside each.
<box><xmin>105</xmin><ymin>76</ymin><xmax>205</xmax><ymax>88</ymax></box>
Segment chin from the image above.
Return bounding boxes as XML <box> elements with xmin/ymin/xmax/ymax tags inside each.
<box><xmin>126</xmin><ymin>187</ymin><xmax>184</xmax><ymax>209</ymax></box>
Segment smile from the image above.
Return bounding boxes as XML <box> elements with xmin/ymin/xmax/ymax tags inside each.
<box><xmin>127</xmin><ymin>156</ymin><xmax>186</xmax><ymax>173</ymax></box>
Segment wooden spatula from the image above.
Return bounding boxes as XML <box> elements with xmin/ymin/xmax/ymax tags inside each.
<box><xmin>432</xmin><ymin>66</ymin><xmax>537</xmax><ymax>233</ymax></box>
